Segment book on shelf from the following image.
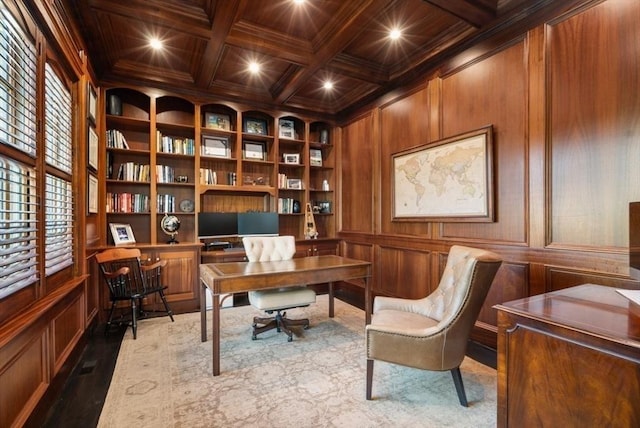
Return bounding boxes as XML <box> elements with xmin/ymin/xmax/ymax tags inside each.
<box><xmin>156</xmin><ymin>165</ymin><xmax>175</xmax><ymax>183</ymax></box>
<box><xmin>156</xmin><ymin>130</ymin><xmax>195</xmax><ymax>155</ymax></box>
<box><xmin>107</xmin><ymin>129</ymin><xmax>129</xmax><ymax>149</ymax></box>
<box><xmin>116</xmin><ymin>162</ymin><xmax>150</xmax><ymax>181</ymax></box>
<box><xmin>199</xmin><ymin>168</ymin><xmax>217</xmax><ymax>185</ymax></box>
<box><xmin>156</xmin><ymin>194</ymin><xmax>175</xmax><ymax>213</ymax></box>
<box><xmin>106</xmin><ymin>192</ymin><xmax>149</xmax><ymax>213</ymax></box>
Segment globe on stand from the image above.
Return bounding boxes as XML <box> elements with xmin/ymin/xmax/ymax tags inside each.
<box><xmin>161</xmin><ymin>213</ymin><xmax>181</xmax><ymax>244</ymax></box>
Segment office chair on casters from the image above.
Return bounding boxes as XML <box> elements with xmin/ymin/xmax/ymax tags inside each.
<box><xmin>95</xmin><ymin>247</ymin><xmax>174</xmax><ymax>339</ymax></box>
<box><xmin>242</xmin><ymin>235</ymin><xmax>316</xmax><ymax>342</ymax></box>
<box><xmin>365</xmin><ymin>245</ymin><xmax>502</xmax><ymax>406</ymax></box>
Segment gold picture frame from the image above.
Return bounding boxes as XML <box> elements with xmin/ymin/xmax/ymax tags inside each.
<box><xmin>392</xmin><ymin>125</ymin><xmax>494</xmax><ymax>222</ymax></box>
<box><xmin>204</xmin><ymin>113</ymin><xmax>231</xmax><ymax>131</ymax></box>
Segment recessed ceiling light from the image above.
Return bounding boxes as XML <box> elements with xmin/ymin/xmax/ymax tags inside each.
<box><xmin>149</xmin><ymin>37</ymin><xmax>163</xmax><ymax>50</ymax></box>
<box><xmin>248</xmin><ymin>61</ymin><xmax>261</xmax><ymax>74</ymax></box>
<box><xmin>293</xmin><ymin>0</ymin><xmax>305</xmax><ymax>4</ymax></box>
<box><xmin>389</xmin><ymin>29</ymin><xmax>402</xmax><ymax>40</ymax></box>
<box><xmin>323</xmin><ymin>81</ymin><xmax>334</xmax><ymax>90</ymax></box>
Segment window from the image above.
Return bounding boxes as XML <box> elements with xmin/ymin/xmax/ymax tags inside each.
<box><xmin>44</xmin><ymin>63</ymin><xmax>73</xmax><ymax>276</ymax></box>
<box><xmin>0</xmin><ymin>7</ymin><xmax>37</xmax><ymax>155</ymax></box>
<box><xmin>0</xmin><ymin>3</ymin><xmax>38</xmax><ymax>298</ymax></box>
<box><xmin>0</xmin><ymin>155</ymin><xmax>37</xmax><ymax>298</ymax></box>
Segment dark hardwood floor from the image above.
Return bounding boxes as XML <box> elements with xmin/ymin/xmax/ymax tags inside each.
<box><xmin>31</xmin><ymin>323</ymin><xmax>127</xmax><ymax>428</ymax></box>
<box><xmin>30</xmin><ymin>291</ymin><xmax>495</xmax><ymax>427</ymax></box>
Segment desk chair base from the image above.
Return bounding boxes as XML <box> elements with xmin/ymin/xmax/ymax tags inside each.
<box><xmin>252</xmin><ymin>309</ymin><xmax>310</xmax><ymax>342</ymax></box>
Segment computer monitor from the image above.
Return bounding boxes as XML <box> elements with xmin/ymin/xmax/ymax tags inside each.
<box><xmin>237</xmin><ymin>212</ymin><xmax>279</xmax><ymax>237</ymax></box>
<box><xmin>630</xmin><ymin>202</ymin><xmax>640</xmax><ymax>280</ymax></box>
<box><xmin>197</xmin><ymin>212</ymin><xmax>238</xmax><ymax>239</ymax></box>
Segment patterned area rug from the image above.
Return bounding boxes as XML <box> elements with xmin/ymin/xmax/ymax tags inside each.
<box><xmin>98</xmin><ymin>296</ymin><xmax>497</xmax><ymax>427</ymax></box>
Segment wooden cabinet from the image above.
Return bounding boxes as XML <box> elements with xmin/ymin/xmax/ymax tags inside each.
<box><xmin>100</xmin><ymin>88</ymin><xmax>336</xmax><ymax>312</ymax></box>
<box><xmin>296</xmin><ymin>238</ymin><xmax>339</xmax><ymax>257</ymax></box>
<box><xmin>495</xmin><ymin>284</ymin><xmax>640</xmax><ymax>427</ymax></box>
<box><xmin>100</xmin><ymin>243</ymin><xmax>201</xmax><ymax>315</ymax></box>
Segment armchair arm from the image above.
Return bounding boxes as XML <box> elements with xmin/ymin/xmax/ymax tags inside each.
<box><xmin>102</xmin><ymin>266</ymin><xmax>130</xmax><ymax>279</ymax></box>
<box><xmin>373</xmin><ymin>295</ymin><xmax>426</xmax><ymax>314</ymax></box>
<box><xmin>141</xmin><ymin>259</ymin><xmax>167</xmax><ymax>271</ymax></box>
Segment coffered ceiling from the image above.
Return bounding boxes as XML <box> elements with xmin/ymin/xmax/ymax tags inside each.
<box><xmin>68</xmin><ymin>0</ymin><xmax>565</xmax><ymax>115</ymax></box>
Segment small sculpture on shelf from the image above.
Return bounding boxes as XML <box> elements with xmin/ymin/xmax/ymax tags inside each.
<box><xmin>161</xmin><ymin>213</ymin><xmax>181</xmax><ymax>244</ymax></box>
<box><xmin>304</xmin><ymin>203</ymin><xmax>318</xmax><ymax>239</ymax></box>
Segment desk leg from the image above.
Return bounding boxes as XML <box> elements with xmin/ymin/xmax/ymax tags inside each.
<box><xmin>328</xmin><ymin>282</ymin><xmax>334</xmax><ymax>318</ymax></box>
<box><xmin>200</xmin><ymin>281</ymin><xmax>207</xmax><ymax>342</ymax></box>
<box><xmin>364</xmin><ymin>277</ymin><xmax>371</xmax><ymax>325</ymax></box>
<box><xmin>212</xmin><ymin>293</ymin><xmax>220</xmax><ymax>376</ymax></box>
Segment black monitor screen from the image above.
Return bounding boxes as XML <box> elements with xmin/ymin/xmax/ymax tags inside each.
<box><xmin>197</xmin><ymin>212</ymin><xmax>238</xmax><ymax>239</ymax></box>
<box><xmin>238</xmin><ymin>212</ymin><xmax>279</xmax><ymax>237</ymax></box>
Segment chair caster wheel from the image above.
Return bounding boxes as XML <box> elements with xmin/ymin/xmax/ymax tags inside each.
<box><xmin>303</xmin><ymin>324</ymin><xmax>310</xmax><ymax>330</ymax></box>
<box><xmin>252</xmin><ymin>335</ymin><xmax>257</xmax><ymax>340</ymax></box>
<box><xmin>287</xmin><ymin>336</ymin><xmax>293</xmax><ymax>342</ymax></box>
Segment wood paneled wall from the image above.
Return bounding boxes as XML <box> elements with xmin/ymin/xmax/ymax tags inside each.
<box><xmin>338</xmin><ymin>0</ymin><xmax>640</xmax><ymax>349</ymax></box>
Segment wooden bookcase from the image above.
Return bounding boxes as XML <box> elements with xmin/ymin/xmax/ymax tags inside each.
<box><xmin>103</xmin><ymin>87</ymin><xmax>336</xmax><ymax>247</ymax></box>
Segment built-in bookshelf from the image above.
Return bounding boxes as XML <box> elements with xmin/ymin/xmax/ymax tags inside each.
<box><xmin>102</xmin><ymin>88</ymin><xmax>335</xmax><ymax>245</ymax></box>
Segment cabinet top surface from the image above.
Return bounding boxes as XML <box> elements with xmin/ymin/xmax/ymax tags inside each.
<box><xmin>495</xmin><ymin>283</ymin><xmax>640</xmax><ymax>346</ymax></box>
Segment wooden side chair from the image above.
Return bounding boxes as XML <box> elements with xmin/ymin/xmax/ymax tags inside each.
<box><xmin>95</xmin><ymin>247</ymin><xmax>174</xmax><ymax>339</ymax></box>
<box><xmin>365</xmin><ymin>245</ymin><xmax>502</xmax><ymax>406</ymax></box>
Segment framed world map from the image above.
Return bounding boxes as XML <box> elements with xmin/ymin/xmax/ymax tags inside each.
<box><xmin>392</xmin><ymin>126</ymin><xmax>494</xmax><ymax>222</ymax></box>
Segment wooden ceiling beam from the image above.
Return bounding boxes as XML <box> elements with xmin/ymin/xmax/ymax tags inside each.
<box><xmin>193</xmin><ymin>0</ymin><xmax>243</xmax><ymax>87</ymax></box>
<box><xmin>422</xmin><ymin>0</ymin><xmax>497</xmax><ymax>27</ymax></box>
<box><xmin>273</xmin><ymin>0</ymin><xmax>394</xmax><ymax>104</ymax></box>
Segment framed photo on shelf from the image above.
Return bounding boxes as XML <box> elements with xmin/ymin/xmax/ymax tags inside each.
<box><xmin>88</xmin><ymin>125</ymin><xmax>99</xmax><ymax>170</ymax></box>
<box><xmin>287</xmin><ymin>178</ymin><xmax>302</xmax><ymax>189</ymax></box>
<box><xmin>283</xmin><ymin>153</ymin><xmax>299</xmax><ymax>164</ymax></box>
<box><xmin>87</xmin><ymin>173</ymin><xmax>98</xmax><ymax>214</ymax></box>
<box><xmin>202</xmin><ymin>136</ymin><xmax>230</xmax><ymax>158</ymax></box>
<box><xmin>109</xmin><ymin>223</ymin><xmax>136</xmax><ymax>246</ymax></box>
<box><xmin>87</xmin><ymin>83</ymin><xmax>97</xmax><ymax>124</ymax></box>
<box><xmin>204</xmin><ymin>113</ymin><xmax>231</xmax><ymax>131</ymax></box>
<box><xmin>243</xmin><ymin>141</ymin><xmax>266</xmax><ymax>160</ymax></box>
<box><xmin>317</xmin><ymin>201</ymin><xmax>331</xmax><ymax>213</ymax></box>
<box><xmin>310</xmin><ymin>148</ymin><xmax>323</xmax><ymax>166</ymax></box>
<box><xmin>279</xmin><ymin>119</ymin><xmax>295</xmax><ymax>139</ymax></box>
<box><xmin>243</xmin><ymin>117</ymin><xmax>268</xmax><ymax>135</ymax></box>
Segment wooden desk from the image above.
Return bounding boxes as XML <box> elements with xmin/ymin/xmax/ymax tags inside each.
<box><xmin>495</xmin><ymin>284</ymin><xmax>640</xmax><ymax>427</ymax></box>
<box><xmin>200</xmin><ymin>255</ymin><xmax>372</xmax><ymax>376</ymax></box>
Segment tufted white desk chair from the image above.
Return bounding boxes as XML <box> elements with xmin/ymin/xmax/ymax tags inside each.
<box><xmin>365</xmin><ymin>245</ymin><xmax>502</xmax><ymax>406</ymax></box>
<box><xmin>242</xmin><ymin>235</ymin><xmax>316</xmax><ymax>342</ymax></box>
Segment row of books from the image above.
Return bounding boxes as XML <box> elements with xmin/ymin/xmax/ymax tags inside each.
<box><xmin>106</xmin><ymin>192</ymin><xmax>149</xmax><ymax>213</ymax></box>
<box><xmin>156</xmin><ymin>131</ymin><xmax>195</xmax><ymax>155</ymax></box>
<box><xmin>156</xmin><ymin>165</ymin><xmax>176</xmax><ymax>183</ymax></box>
<box><xmin>115</xmin><ymin>162</ymin><xmax>150</xmax><ymax>181</ymax></box>
<box><xmin>200</xmin><ymin>168</ymin><xmax>217</xmax><ymax>185</ymax></box>
<box><xmin>106</xmin><ymin>129</ymin><xmax>129</xmax><ymax>149</ymax></box>
<box><xmin>156</xmin><ymin>194</ymin><xmax>175</xmax><ymax>213</ymax></box>
<box><xmin>278</xmin><ymin>197</ymin><xmax>299</xmax><ymax>214</ymax></box>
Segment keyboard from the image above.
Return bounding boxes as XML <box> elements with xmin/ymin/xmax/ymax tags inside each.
<box><xmin>222</xmin><ymin>247</ymin><xmax>245</xmax><ymax>253</ymax></box>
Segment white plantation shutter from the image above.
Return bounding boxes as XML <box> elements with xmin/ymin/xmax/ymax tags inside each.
<box><xmin>0</xmin><ymin>7</ymin><xmax>37</xmax><ymax>155</ymax></box>
<box><xmin>0</xmin><ymin>156</ymin><xmax>38</xmax><ymax>298</ymax></box>
<box><xmin>44</xmin><ymin>64</ymin><xmax>74</xmax><ymax>275</ymax></box>
<box><xmin>0</xmin><ymin>3</ymin><xmax>38</xmax><ymax>297</ymax></box>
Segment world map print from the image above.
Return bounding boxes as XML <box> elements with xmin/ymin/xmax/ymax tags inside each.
<box><xmin>393</xmin><ymin>133</ymin><xmax>489</xmax><ymax>218</ymax></box>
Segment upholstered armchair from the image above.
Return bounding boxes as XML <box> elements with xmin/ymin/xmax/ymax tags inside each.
<box><xmin>242</xmin><ymin>235</ymin><xmax>316</xmax><ymax>342</ymax></box>
<box><xmin>365</xmin><ymin>245</ymin><xmax>502</xmax><ymax>406</ymax></box>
